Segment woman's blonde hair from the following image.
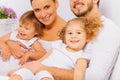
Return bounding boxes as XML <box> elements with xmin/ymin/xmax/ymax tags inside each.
<box><xmin>30</xmin><ymin>0</ymin><xmax>55</xmax><ymax>5</ymax></box>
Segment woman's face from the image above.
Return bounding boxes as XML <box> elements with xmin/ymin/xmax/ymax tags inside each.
<box><xmin>31</xmin><ymin>0</ymin><xmax>58</xmax><ymax>26</ymax></box>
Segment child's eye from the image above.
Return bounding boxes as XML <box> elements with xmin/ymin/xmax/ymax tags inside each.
<box><xmin>68</xmin><ymin>32</ymin><xmax>72</xmax><ymax>35</ymax></box>
<box><xmin>19</xmin><ymin>25</ymin><xmax>23</xmax><ymax>28</ymax></box>
<box><xmin>19</xmin><ymin>25</ymin><xmax>22</xmax><ymax>27</ymax></box>
<box><xmin>25</xmin><ymin>27</ymin><xmax>29</xmax><ymax>30</ymax></box>
<box><xmin>77</xmin><ymin>32</ymin><xmax>81</xmax><ymax>34</ymax></box>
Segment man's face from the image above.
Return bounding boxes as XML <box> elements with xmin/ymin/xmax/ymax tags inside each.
<box><xmin>70</xmin><ymin>0</ymin><xmax>93</xmax><ymax>17</ymax></box>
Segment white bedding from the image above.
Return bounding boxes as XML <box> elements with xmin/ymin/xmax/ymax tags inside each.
<box><xmin>0</xmin><ymin>75</ymin><xmax>9</xmax><ymax>80</ymax></box>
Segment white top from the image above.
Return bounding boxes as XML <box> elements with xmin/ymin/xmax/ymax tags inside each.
<box><xmin>10</xmin><ymin>31</ymin><xmax>38</xmax><ymax>50</ymax></box>
<box><xmin>41</xmin><ymin>41</ymin><xmax>90</xmax><ymax>69</ymax></box>
<box><xmin>84</xmin><ymin>16</ymin><xmax>120</xmax><ymax>80</ymax></box>
<box><xmin>39</xmin><ymin>39</ymin><xmax>62</xmax><ymax>52</ymax></box>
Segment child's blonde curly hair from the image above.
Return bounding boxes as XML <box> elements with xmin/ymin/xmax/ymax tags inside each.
<box><xmin>59</xmin><ymin>16</ymin><xmax>103</xmax><ymax>43</ymax></box>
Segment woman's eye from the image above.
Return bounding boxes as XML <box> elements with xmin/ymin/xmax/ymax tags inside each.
<box><xmin>44</xmin><ymin>5</ymin><xmax>50</xmax><ymax>10</ymax></box>
<box><xmin>34</xmin><ymin>9</ymin><xmax>40</xmax><ymax>12</ymax></box>
<box><xmin>19</xmin><ymin>25</ymin><xmax>23</xmax><ymax>28</ymax></box>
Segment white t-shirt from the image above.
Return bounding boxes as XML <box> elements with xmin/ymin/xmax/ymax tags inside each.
<box><xmin>84</xmin><ymin>16</ymin><xmax>120</xmax><ymax>80</ymax></box>
<box><xmin>41</xmin><ymin>41</ymin><xmax>90</xmax><ymax>69</ymax></box>
<box><xmin>39</xmin><ymin>39</ymin><xmax>64</xmax><ymax>52</ymax></box>
<box><xmin>10</xmin><ymin>30</ymin><xmax>38</xmax><ymax>50</ymax></box>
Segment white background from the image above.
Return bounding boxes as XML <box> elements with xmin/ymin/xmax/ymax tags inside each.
<box><xmin>0</xmin><ymin>0</ymin><xmax>120</xmax><ymax>26</ymax></box>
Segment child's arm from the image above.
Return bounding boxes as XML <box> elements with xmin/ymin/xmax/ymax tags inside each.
<box><xmin>0</xmin><ymin>32</ymin><xmax>12</xmax><ymax>61</ymax></box>
<box><xmin>19</xmin><ymin>40</ymin><xmax>47</xmax><ymax>65</ymax></box>
<box><xmin>74</xmin><ymin>58</ymin><xmax>88</xmax><ymax>80</ymax></box>
<box><xmin>29</xmin><ymin>40</ymin><xmax>46</xmax><ymax>60</ymax></box>
<box><xmin>26</xmin><ymin>40</ymin><xmax>46</xmax><ymax>60</ymax></box>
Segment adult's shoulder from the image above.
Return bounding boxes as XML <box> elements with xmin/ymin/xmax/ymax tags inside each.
<box><xmin>101</xmin><ymin>16</ymin><xmax>120</xmax><ymax>32</ymax></box>
<box><xmin>100</xmin><ymin>15</ymin><xmax>120</xmax><ymax>38</ymax></box>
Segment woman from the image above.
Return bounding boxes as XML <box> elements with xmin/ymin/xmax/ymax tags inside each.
<box><xmin>0</xmin><ymin>10</ymin><xmax>46</xmax><ymax>75</ymax></box>
<box><xmin>7</xmin><ymin>0</ymin><xmax>67</xmax><ymax>57</ymax></box>
<box><xmin>0</xmin><ymin>0</ymin><xmax>66</xmax><ymax>79</ymax></box>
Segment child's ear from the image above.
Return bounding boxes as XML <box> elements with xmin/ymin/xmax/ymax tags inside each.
<box><xmin>35</xmin><ymin>32</ymin><xmax>38</xmax><ymax>36</ymax></box>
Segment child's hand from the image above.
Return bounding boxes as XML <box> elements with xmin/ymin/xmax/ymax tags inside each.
<box><xmin>1</xmin><ymin>45</ymin><xmax>11</xmax><ymax>61</ymax></box>
<box><xmin>19</xmin><ymin>53</ymin><xmax>30</xmax><ymax>65</ymax></box>
<box><xmin>7</xmin><ymin>68</ymin><xmax>19</xmax><ymax>77</ymax></box>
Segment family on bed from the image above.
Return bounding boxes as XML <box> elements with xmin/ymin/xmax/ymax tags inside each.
<box><xmin>0</xmin><ymin>0</ymin><xmax>120</xmax><ymax>80</ymax></box>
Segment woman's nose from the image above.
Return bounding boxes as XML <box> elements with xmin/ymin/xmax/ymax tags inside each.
<box><xmin>40</xmin><ymin>11</ymin><xmax>46</xmax><ymax>18</ymax></box>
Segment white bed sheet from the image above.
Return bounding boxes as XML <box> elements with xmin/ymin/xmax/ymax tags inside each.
<box><xmin>0</xmin><ymin>75</ymin><xmax>9</xmax><ymax>80</ymax></box>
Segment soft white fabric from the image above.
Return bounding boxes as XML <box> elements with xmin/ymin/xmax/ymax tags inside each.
<box><xmin>0</xmin><ymin>56</ymin><xmax>20</xmax><ymax>75</ymax></box>
<box><xmin>0</xmin><ymin>30</ymin><xmax>38</xmax><ymax>75</ymax></box>
<box><xmin>10</xmin><ymin>30</ymin><xmax>38</xmax><ymax>49</ymax></box>
<box><xmin>33</xmin><ymin>70</ymin><xmax>54</xmax><ymax>80</ymax></box>
<box><xmin>39</xmin><ymin>39</ymin><xmax>62</xmax><ymax>52</ymax></box>
<box><xmin>109</xmin><ymin>47</ymin><xmax>120</xmax><ymax>80</ymax></box>
<box><xmin>84</xmin><ymin>16</ymin><xmax>120</xmax><ymax>80</ymax></box>
<box><xmin>0</xmin><ymin>75</ymin><xmax>9</xmax><ymax>80</ymax></box>
<box><xmin>13</xmin><ymin>68</ymin><xmax>34</xmax><ymax>80</ymax></box>
<box><xmin>41</xmin><ymin>41</ymin><xmax>90</xmax><ymax>69</ymax></box>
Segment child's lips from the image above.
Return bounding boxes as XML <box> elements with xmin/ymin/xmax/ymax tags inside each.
<box><xmin>70</xmin><ymin>40</ymin><xmax>79</xmax><ymax>43</ymax></box>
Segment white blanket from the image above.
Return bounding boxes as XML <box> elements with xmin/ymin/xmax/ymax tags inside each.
<box><xmin>0</xmin><ymin>75</ymin><xmax>9</xmax><ymax>80</ymax></box>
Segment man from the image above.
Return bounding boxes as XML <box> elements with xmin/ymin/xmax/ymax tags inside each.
<box><xmin>9</xmin><ymin>0</ymin><xmax>120</xmax><ymax>80</ymax></box>
<box><xmin>69</xmin><ymin>0</ymin><xmax>120</xmax><ymax>80</ymax></box>
<box><xmin>43</xmin><ymin>0</ymin><xmax>120</xmax><ymax>79</ymax></box>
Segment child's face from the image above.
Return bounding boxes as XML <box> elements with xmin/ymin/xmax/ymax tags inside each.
<box><xmin>65</xmin><ymin>22</ymin><xmax>88</xmax><ymax>51</ymax></box>
<box><xmin>17</xmin><ymin>23</ymin><xmax>37</xmax><ymax>40</ymax></box>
